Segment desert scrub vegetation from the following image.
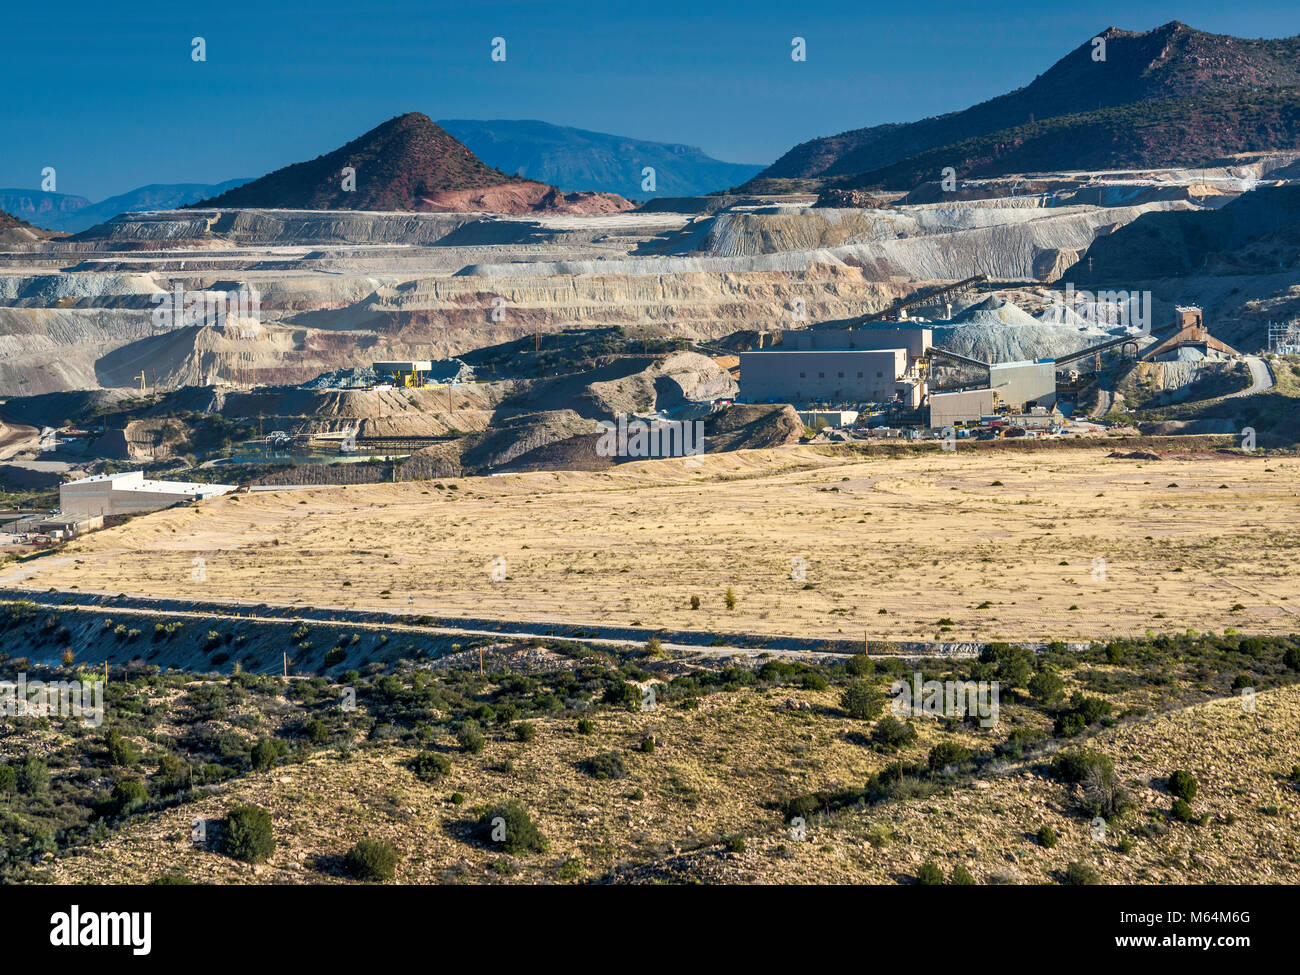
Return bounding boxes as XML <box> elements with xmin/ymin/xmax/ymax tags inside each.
<box><xmin>2</xmin><ymin>623</ymin><xmax>1298</xmax><ymax>883</ymax></box>
<box><xmin>344</xmin><ymin>839</ymin><xmax>399</xmax><ymax>882</ymax></box>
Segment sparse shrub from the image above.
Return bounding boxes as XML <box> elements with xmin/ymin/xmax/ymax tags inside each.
<box><xmin>1080</xmin><ymin>763</ymin><xmax>1131</xmax><ymax>819</ymax></box>
<box><xmin>478</xmin><ymin>800</ymin><xmax>547</xmax><ymax>855</ymax></box>
<box><xmin>723</xmin><ymin>834</ymin><xmax>746</xmax><ymax>853</ymax></box>
<box><xmin>223</xmin><ymin>804</ymin><xmax>275</xmax><ymax>864</ymax></box>
<box><xmin>1171</xmin><ymin>798</ymin><xmax>1197</xmax><ymax>823</ymax></box>
<box><xmin>1064</xmin><ymin>860</ymin><xmax>1100</xmax><ymax>885</ymax></box>
<box><xmin>16</xmin><ymin>756</ymin><xmax>48</xmax><ymax>796</ymax></box>
<box><xmin>639</xmin><ymin>735</ymin><xmax>655</xmax><ymax>753</ymax></box>
<box><xmin>582</xmin><ymin>750</ymin><xmax>626</xmax><ymax>780</ymax></box>
<box><xmin>1028</xmin><ymin>666</ymin><xmax>1064</xmax><ymax>704</ymax></box>
<box><xmin>927</xmin><ymin>741</ymin><xmax>971</xmax><ymax>771</ymax></box>
<box><xmin>845</xmin><ymin>652</ymin><xmax>874</xmax><ymax>676</ymax></box>
<box><xmin>344</xmin><ymin>839</ymin><xmax>398</xmax><ymax>882</ymax></box>
<box><xmin>150</xmin><ymin>873</ymin><xmax>194</xmax><ymax>885</ymax></box>
<box><xmin>576</xmin><ymin>718</ymin><xmax>595</xmax><ymax>735</ymax></box>
<box><xmin>410</xmin><ymin>751</ymin><xmax>451</xmax><ymax>782</ymax></box>
<box><xmin>1051</xmin><ymin>749</ymin><xmax>1113</xmax><ymax>784</ymax></box>
<box><xmin>950</xmin><ymin>864</ymin><xmax>977</xmax><ymax>885</ymax></box>
<box><xmin>1036</xmin><ymin>825</ymin><xmax>1058</xmax><ymax>848</ymax></box>
<box><xmin>840</xmin><ymin>679</ymin><xmax>885</xmax><ymax>720</ymax></box>
<box><xmin>250</xmin><ymin>738</ymin><xmax>284</xmax><ymax>772</ymax></box>
<box><xmin>514</xmin><ymin>721</ymin><xmax>537</xmax><ymax>743</ymax></box>
<box><xmin>916</xmin><ymin>860</ymin><xmax>944</xmax><ymax>885</ymax></box>
<box><xmin>871</xmin><ymin>715</ymin><xmax>917</xmax><ymax>751</ymax></box>
<box><xmin>456</xmin><ymin>719</ymin><xmax>485</xmax><ymax>754</ymax></box>
<box><xmin>1168</xmin><ymin>770</ymin><xmax>1198</xmax><ymax>802</ymax></box>
<box><xmin>690</xmin><ymin>595</ymin><xmax>700</xmax><ymax>611</ymax></box>
<box><xmin>107</xmin><ymin>779</ymin><xmax>148</xmax><ymax>816</ymax></box>
<box><xmin>724</xmin><ymin>587</ymin><xmax>736</xmax><ymax>610</ymax></box>
<box><xmin>104</xmin><ymin>729</ymin><xmax>140</xmax><ymax>767</ymax></box>
<box><xmin>801</xmin><ymin>671</ymin><xmax>829</xmax><ymax>691</ymax></box>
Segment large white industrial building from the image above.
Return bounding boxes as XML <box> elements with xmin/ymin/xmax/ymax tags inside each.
<box><xmin>60</xmin><ymin>471</ymin><xmax>236</xmax><ymax>517</ymax></box>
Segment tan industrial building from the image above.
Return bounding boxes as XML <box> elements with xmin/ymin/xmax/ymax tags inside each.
<box><xmin>988</xmin><ymin>360</ymin><xmax>1057</xmax><ymax>410</ymax></box>
<box><xmin>60</xmin><ymin>471</ymin><xmax>236</xmax><ymax>517</ymax></box>
<box><xmin>929</xmin><ymin>388</ymin><xmax>995</xmax><ymax>427</ymax></box>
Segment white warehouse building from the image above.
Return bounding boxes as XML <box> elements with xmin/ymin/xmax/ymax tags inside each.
<box><xmin>60</xmin><ymin>471</ymin><xmax>237</xmax><ymax>517</ymax></box>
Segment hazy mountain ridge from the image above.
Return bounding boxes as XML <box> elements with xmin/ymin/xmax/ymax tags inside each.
<box><xmin>0</xmin><ymin>181</ymin><xmax>249</xmax><ymax>233</ymax></box>
<box><xmin>438</xmin><ymin>119</ymin><xmax>764</xmax><ymax>198</ymax></box>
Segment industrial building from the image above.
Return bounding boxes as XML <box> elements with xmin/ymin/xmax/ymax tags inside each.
<box><xmin>929</xmin><ymin>389</ymin><xmax>995</xmax><ymax>428</ymax></box>
<box><xmin>740</xmin><ymin>326</ymin><xmax>931</xmax><ymax>408</ymax></box>
<box><xmin>60</xmin><ymin>471</ymin><xmax>236</xmax><ymax>518</ymax></box>
<box><xmin>740</xmin><ymin>348</ymin><xmax>906</xmax><ymax>404</ymax></box>
<box><xmin>988</xmin><ymin>360</ymin><xmax>1057</xmax><ymax>411</ymax></box>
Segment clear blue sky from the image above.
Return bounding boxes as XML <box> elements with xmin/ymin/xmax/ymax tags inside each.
<box><xmin>5</xmin><ymin>0</ymin><xmax>1300</xmax><ymax>200</ymax></box>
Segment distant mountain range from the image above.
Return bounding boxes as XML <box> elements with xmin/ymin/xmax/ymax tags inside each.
<box><xmin>437</xmin><ymin>119</ymin><xmax>764</xmax><ymax>198</ymax></box>
<box><xmin>747</xmin><ymin>21</ymin><xmax>1300</xmax><ymax>192</ymax></box>
<box><xmin>0</xmin><ymin>180</ymin><xmax>249</xmax><ymax>233</ymax></box>
<box><xmin>194</xmin><ymin>113</ymin><xmax>633</xmax><ymax>215</ymax></box>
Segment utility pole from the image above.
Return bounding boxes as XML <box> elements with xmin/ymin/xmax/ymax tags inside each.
<box><xmin>282</xmin><ymin>651</ymin><xmax>288</xmax><ymax>680</ymax></box>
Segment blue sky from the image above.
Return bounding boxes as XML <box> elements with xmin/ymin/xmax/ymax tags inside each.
<box><xmin>5</xmin><ymin>0</ymin><xmax>1300</xmax><ymax>199</ymax></box>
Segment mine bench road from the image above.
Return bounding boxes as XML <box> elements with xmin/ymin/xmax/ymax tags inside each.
<box><xmin>0</xmin><ymin>586</ymin><xmax>1088</xmax><ymax>663</ymax></box>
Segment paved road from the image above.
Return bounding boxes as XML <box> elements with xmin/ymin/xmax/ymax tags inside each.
<box><xmin>1228</xmin><ymin>355</ymin><xmax>1274</xmax><ymax>398</ymax></box>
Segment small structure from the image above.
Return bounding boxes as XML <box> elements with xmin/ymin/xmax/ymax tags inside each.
<box><xmin>60</xmin><ymin>471</ymin><xmax>236</xmax><ymax>517</ymax></box>
<box><xmin>1141</xmin><ymin>307</ymin><xmax>1240</xmax><ymax>362</ymax></box>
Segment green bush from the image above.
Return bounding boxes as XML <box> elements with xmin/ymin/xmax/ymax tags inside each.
<box><xmin>871</xmin><ymin>716</ymin><xmax>917</xmax><ymax>751</ymax></box>
<box><xmin>1171</xmin><ymin>798</ymin><xmax>1197</xmax><ymax>823</ymax></box>
<box><xmin>478</xmin><ymin>800</ymin><xmax>547</xmax><ymax>855</ymax></box>
<box><xmin>104</xmin><ymin>729</ymin><xmax>140</xmax><ymax>766</ymax></box>
<box><xmin>844</xmin><ymin>653</ymin><xmax>874</xmax><ymax>676</ymax></box>
<box><xmin>324</xmin><ymin>647</ymin><xmax>346</xmax><ymax>667</ymax></box>
<box><xmin>514</xmin><ymin>721</ymin><xmax>537</xmax><ymax>743</ymax></box>
<box><xmin>927</xmin><ymin>741</ymin><xmax>971</xmax><ymax>771</ymax></box>
<box><xmin>1168</xmin><ymin>769</ymin><xmax>1198</xmax><ymax>802</ymax></box>
<box><xmin>250</xmin><ymin>738</ymin><xmax>284</xmax><ymax>772</ymax></box>
<box><xmin>916</xmin><ymin>860</ymin><xmax>944</xmax><ymax>885</ymax></box>
<box><xmin>409</xmin><ymin>751</ymin><xmax>451</xmax><ymax>782</ymax></box>
<box><xmin>582</xmin><ymin>751</ymin><xmax>626</xmax><ymax>780</ymax></box>
<box><xmin>950</xmin><ymin>864</ymin><xmax>977</xmax><ymax>885</ymax></box>
<box><xmin>1028</xmin><ymin>667</ymin><xmax>1064</xmax><ymax>704</ymax></box>
<box><xmin>108</xmin><ymin>779</ymin><xmax>148</xmax><ymax>816</ymax></box>
<box><xmin>16</xmin><ymin>756</ymin><xmax>48</xmax><ymax>796</ymax></box>
<box><xmin>1050</xmin><ymin>749</ymin><xmax>1114</xmax><ymax>784</ymax></box>
<box><xmin>223</xmin><ymin>804</ymin><xmax>275</xmax><ymax>864</ymax></box>
<box><xmin>1064</xmin><ymin>861</ymin><xmax>1101</xmax><ymax>885</ymax></box>
<box><xmin>456</xmin><ymin>720</ymin><xmax>485</xmax><ymax>755</ymax></box>
<box><xmin>840</xmin><ymin>680</ymin><xmax>885</xmax><ymax>720</ymax></box>
<box><xmin>1036</xmin><ymin>825</ymin><xmax>1058</xmax><ymax>848</ymax></box>
<box><xmin>343</xmin><ymin>839</ymin><xmax>399</xmax><ymax>882</ymax></box>
<box><xmin>576</xmin><ymin>718</ymin><xmax>595</xmax><ymax>735</ymax></box>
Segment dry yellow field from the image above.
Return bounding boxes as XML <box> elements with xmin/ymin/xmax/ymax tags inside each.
<box><xmin>27</xmin><ymin>444</ymin><xmax>1300</xmax><ymax>642</ymax></box>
